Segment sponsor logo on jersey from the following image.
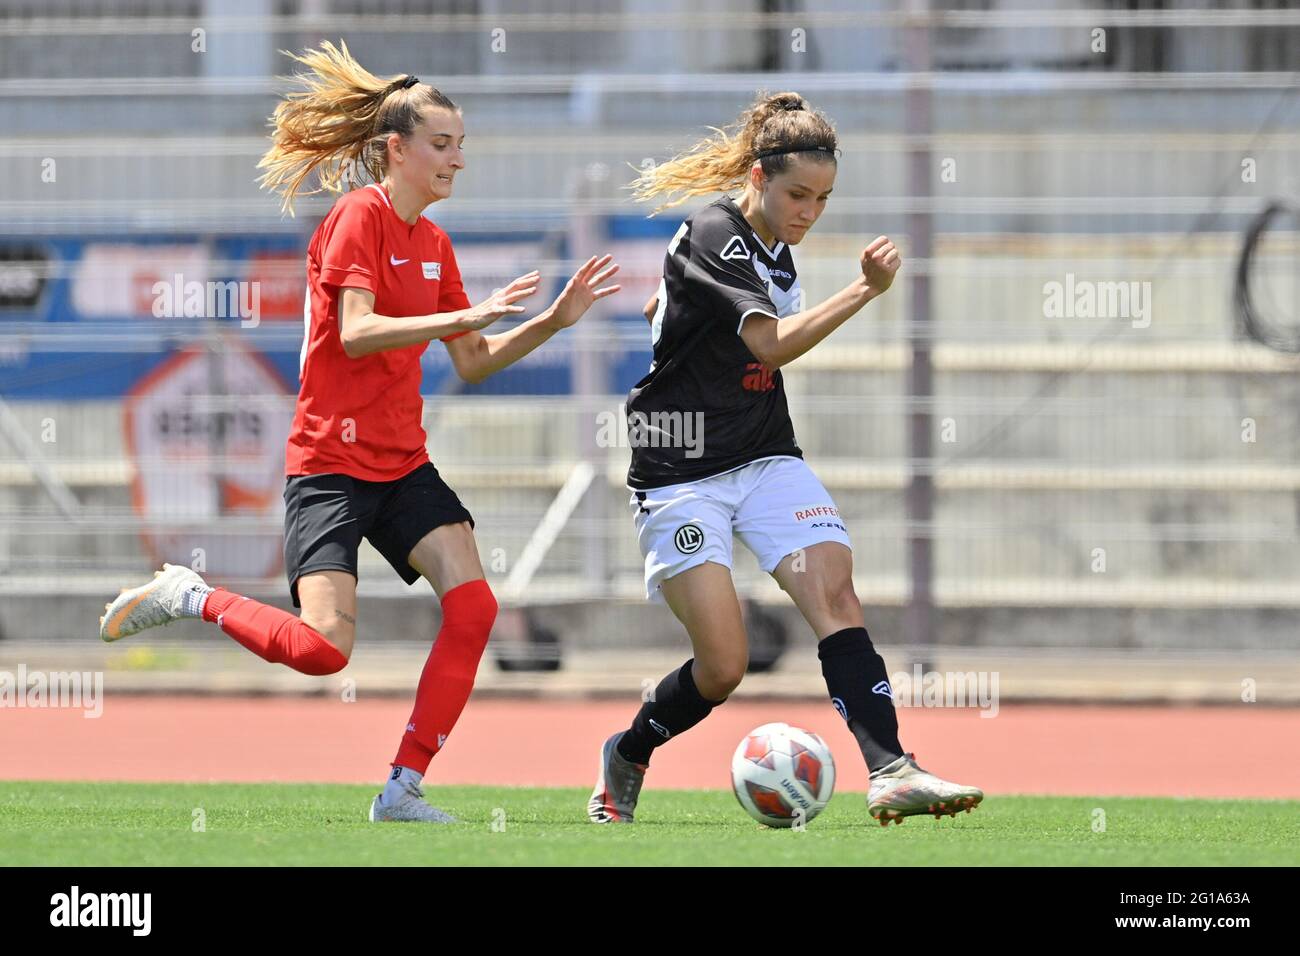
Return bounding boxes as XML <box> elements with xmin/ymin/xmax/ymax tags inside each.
<box><xmin>719</xmin><ymin>235</ymin><xmax>750</xmax><ymax>261</ymax></box>
<box><xmin>674</xmin><ymin>524</ymin><xmax>704</xmax><ymax>554</ymax></box>
<box><xmin>766</xmin><ymin>268</ymin><xmax>792</xmax><ymax>279</ymax></box>
<box><xmin>809</xmin><ymin>521</ymin><xmax>846</xmax><ymax>531</ymax></box>
<box><xmin>422</xmin><ymin>261</ymin><xmax>441</xmax><ymax>280</ymax></box>
<box><xmin>742</xmin><ymin>361</ymin><xmax>775</xmax><ymax>392</ymax></box>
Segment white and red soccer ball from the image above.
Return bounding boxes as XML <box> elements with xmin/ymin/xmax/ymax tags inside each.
<box><xmin>731</xmin><ymin>722</ymin><xmax>836</xmax><ymax>828</ymax></box>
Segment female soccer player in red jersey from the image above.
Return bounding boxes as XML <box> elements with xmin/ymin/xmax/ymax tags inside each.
<box><xmin>587</xmin><ymin>92</ymin><xmax>982</xmax><ymax>827</ymax></box>
<box><xmin>99</xmin><ymin>41</ymin><xmax>620</xmax><ymax>823</ymax></box>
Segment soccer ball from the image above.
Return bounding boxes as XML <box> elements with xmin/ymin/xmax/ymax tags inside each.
<box><xmin>731</xmin><ymin>722</ymin><xmax>835</xmax><ymax>828</ymax></box>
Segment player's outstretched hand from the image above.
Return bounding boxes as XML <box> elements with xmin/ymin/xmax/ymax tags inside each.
<box><xmin>860</xmin><ymin>236</ymin><xmax>901</xmax><ymax>295</ymax></box>
<box><xmin>462</xmin><ymin>270</ymin><xmax>541</xmax><ymax>331</ymax></box>
<box><xmin>547</xmin><ymin>254</ymin><xmax>622</xmax><ymax>330</ymax></box>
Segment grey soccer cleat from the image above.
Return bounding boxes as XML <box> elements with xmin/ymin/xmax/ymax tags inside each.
<box><xmin>587</xmin><ymin>732</ymin><xmax>648</xmax><ymax>824</ymax></box>
<box><xmin>867</xmin><ymin>752</ymin><xmax>984</xmax><ymax>827</ymax></box>
<box><xmin>100</xmin><ymin>563</ymin><xmax>209</xmax><ymax>642</ymax></box>
<box><xmin>368</xmin><ymin>777</ymin><xmax>457</xmax><ymax>824</ymax></box>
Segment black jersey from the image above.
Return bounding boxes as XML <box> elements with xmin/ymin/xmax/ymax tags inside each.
<box><xmin>626</xmin><ymin>195</ymin><xmax>804</xmax><ymax>490</ymax></box>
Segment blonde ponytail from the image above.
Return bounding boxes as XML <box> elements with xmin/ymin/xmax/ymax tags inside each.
<box><xmin>257</xmin><ymin>39</ymin><xmax>457</xmax><ymax>215</ymax></box>
<box><xmin>630</xmin><ymin>91</ymin><xmax>837</xmax><ymax>213</ymax></box>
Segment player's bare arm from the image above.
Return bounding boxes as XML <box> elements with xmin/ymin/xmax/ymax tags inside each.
<box><xmin>444</xmin><ymin>254</ymin><xmax>621</xmax><ymax>383</ymax></box>
<box><xmin>338</xmin><ymin>274</ymin><xmax>539</xmax><ymax>359</ymax></box>
<box><xmin>739</xmin><ymin>236</ymin><xmax>900</xmax><ymax>369</ymax></box>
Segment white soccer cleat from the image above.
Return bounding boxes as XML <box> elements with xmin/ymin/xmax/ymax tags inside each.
<box><xmin>867</xmin><ymin>752</ymin><xmax>984</xmax><ymax>826</ymax></box>
<box><xmin>99</xmin><ymin>563</ymin><xmax>209</xmax><ymax>643</ymax></box>
<box><xmin>368</xmin><ymin>778</ymin><xmax>457</xmax><ymax>824</ymax></box>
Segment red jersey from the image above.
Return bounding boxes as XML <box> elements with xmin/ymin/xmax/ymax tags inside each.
<box><xmin>285</xmin><ymin>183</ymin><xmax>470</xmax><ymax>481</ymax></box>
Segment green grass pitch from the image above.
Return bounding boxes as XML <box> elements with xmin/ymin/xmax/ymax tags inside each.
<box><xmin>2</xmin><ymin>782</ymin><xmax>1297</xmax><ymax>866</ymax></box>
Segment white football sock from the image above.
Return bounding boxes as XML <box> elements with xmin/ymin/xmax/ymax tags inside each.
<box><xmin>381</xmin><ymin>766</ymin><xmax>423</xmax><ymax>805</ymax></box>
<box><xmin>179</xmin><ymin>583</ymin><xmax>214</xmax><ymax>618</ymax></box>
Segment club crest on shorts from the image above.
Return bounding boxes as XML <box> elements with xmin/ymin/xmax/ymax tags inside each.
<box><xmin>674</xmin><ymin>523</ymin><xmax>704</xmax><ymax>554</ymax></box>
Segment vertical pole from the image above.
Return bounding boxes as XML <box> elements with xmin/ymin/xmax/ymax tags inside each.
<box><xmin>903</xmin><ymin>0</ymin><xmax>935</xmax><ymax>655</ymax></box>
<box><xmin>570</xmin><ymin>164</ymin><xmax>611</xmax><ymax>594</ymax></box>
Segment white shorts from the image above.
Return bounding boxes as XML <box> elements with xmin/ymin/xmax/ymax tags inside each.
<box><xmin>630</xmin><ymin>455</ymin><xmax>853</xmax><ymax>605</ymax></box>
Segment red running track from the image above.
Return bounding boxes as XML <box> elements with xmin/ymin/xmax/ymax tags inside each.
<box><xmin>1</xmin><ymin>696</ymin><xmax>1297</xmax><ymax>798</ymax></box>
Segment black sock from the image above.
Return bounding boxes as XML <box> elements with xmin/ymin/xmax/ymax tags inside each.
<box><xmin>818</xmin><ymin>626</ymin><xmax>905</xmax><ymax>773</ymax></box>
<box><xmin>616</xmin><ymin>659</ymin><xmax>722</xmax><ymax>765</ymax></box>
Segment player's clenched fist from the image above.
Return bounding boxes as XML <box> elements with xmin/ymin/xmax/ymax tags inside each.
<box><xmin>860</xmin><ymin>236</ymin><xmax>901</xmax><ymax>294</ymax></box>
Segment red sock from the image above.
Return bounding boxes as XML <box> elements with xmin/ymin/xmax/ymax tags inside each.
<box><xmin>202</xmin><ymin>588</ymin><xmax>348</xmax><ymax>676</ymax></box>
<box><xmin>393</xmin><ymin>579</ymin><xmax>498</xmax><ymax>774</ymax></box>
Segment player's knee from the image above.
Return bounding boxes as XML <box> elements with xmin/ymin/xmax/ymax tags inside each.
<box><xmin>831</xmin><ymin>581</ymin><xmax>862</xmax><ymax>625</ymax></box>
<box><xmin>326</xmin><ymin>638</ymin><xmax>352</xmax><ymax>668</ymax></box>
<box><xmin>301</xmin><ymin>613</ymin><xmax>354</xmax><ymax>662</ymax></box>
<box><xmin>695</xmin><ymin>654</ymin><xmax>747</xmax><ymax>699</ymax></box>
<box><xmin>433</xmin><ymin>582</ymin><xmax>497</xmax><ymax>680</ymax></box>
<box><xmin>809</xmin><ymin>573</ymin><xmax>859</xmax><ymax>626</ymax></box>
<box><xmin>443</xmin><ymin>579</ymin><xmax>498</xmax><ymax>636</ymax></box>
<box><xmin>311</xmin><ymin>646</ymin><xmax>350</xmax><ymax>675</ymax></box>
<box><xmin>470</xmin><ymin>584</ymin><xmax>499</xmax><ymax>634</ymax></box>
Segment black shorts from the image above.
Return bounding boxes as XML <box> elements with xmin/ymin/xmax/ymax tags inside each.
<box><xmin>282</xmin><ymin>462</ymin><xmax>474</xmax><ymax>608</ymax></box>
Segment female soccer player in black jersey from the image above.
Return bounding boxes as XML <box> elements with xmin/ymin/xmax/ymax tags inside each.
<box><xmin>588</xmin><ymin>92</ymin><xmax>983</xmax><ymax>827</ymax></box>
